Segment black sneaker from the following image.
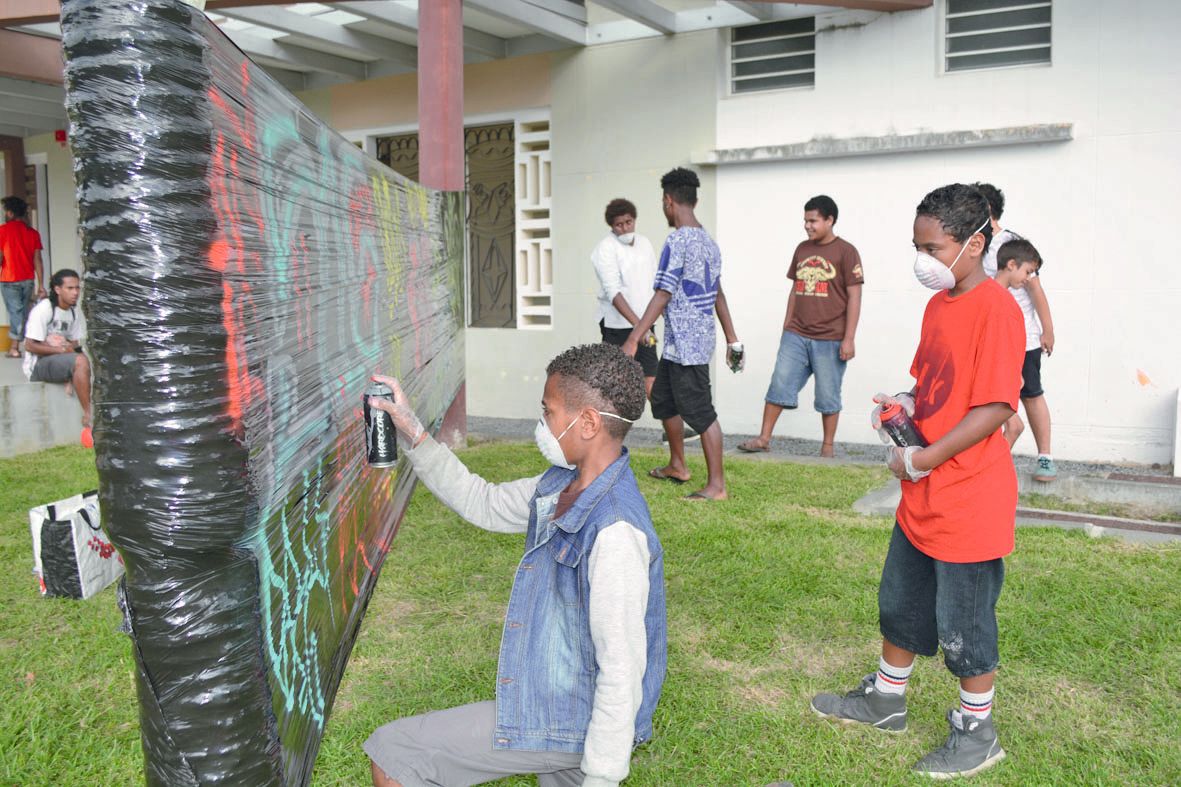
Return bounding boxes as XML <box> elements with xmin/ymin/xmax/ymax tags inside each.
<box><xmin>810</xmin><ymin>673</ymin><xmax>908</xmax><ymax>732</ymax></box>
<box><xmin>912</xmin><ymin>709</ymin><xmax>1005</xmax><ymax>779</ymax></box>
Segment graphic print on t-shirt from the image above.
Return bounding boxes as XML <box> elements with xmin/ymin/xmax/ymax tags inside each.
<box><xmin>654</xmin><ymin>227</ymin><xmax>722</xmax><ymax>367</ymax></box>
<box><xmin>913</xmin><ymin>339</ymin><xmax>955</xmax><ymax>421</ymax></box>
<box><xmin>793</xmin><ymin>255</ymin><xmax>837</xmax><ymax>296</ymax></box>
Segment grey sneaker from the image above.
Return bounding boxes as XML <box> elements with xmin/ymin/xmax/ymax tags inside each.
<box><xmin>810</xmin><ymin>673</ymin><xmax>908</xmax><ymax>732</ymax></box>
<box><xmin>913</xmin><ymin>710</ymin><xmax>1006</xmax><ymax>779</ymax></box>
<box><xmin>1033</xmin><ymin>456</ymin><xmax>1058</xmax><ymax>482</ymax></box>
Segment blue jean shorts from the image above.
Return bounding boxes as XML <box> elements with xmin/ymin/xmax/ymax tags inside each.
<box><xmin>764</xmin><ymin>330</ymin><xmax>847</xmax><ymax>414</ymax></box>
<box><xmin>878</xmin><ymin>523</ymin><xmax>1005</xmax><ymax>678</ymax></box>
<box><xmin>2</xmin><ymin>280</ymin><xmax>34</xmax><ymax>340</ymax></box>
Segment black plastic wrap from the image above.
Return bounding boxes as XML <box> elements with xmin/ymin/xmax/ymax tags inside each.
<box><xmin>60</xmin><ymin>1</ymin><xmax>465</xmax><ymax>783</ymax></box>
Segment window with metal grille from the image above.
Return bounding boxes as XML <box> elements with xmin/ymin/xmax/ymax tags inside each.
<box><xmin>730</xmin><ymin>17</ymin><xmax>815</xmax><ymax>94</ymax></box>
<box><xmin>945</xmin><ymin>0</ymin><xmax>1051</xmax><ymax>73</ymax></box>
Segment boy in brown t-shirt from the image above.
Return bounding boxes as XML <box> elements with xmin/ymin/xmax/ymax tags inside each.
<box><xmin>738</xmin><ymin>195</ymin><xmax>863</xmax><ymax>457</ymax></box>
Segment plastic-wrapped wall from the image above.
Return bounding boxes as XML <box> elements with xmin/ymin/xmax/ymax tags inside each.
<box><xmin>60</xmin><ymin>1</ymin><xmax>464</xmax><ymax>783</ymax></box>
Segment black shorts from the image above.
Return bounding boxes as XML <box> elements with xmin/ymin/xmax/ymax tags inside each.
<box><xmin>600</xmin><ymin>320</ymin><xmax>658</xmax><ymax>378</ymax></box>
<box><xmin>878</xmin><ymin>523</ymin><xmax>1004</xmax><ymax>678</ymax></box>
<box><xmin>649</xmin><ymin>359</ymin><xmax>717</xmax><ymax>434</ymax></box>
<box><xmin>1020</xmin><ymin>348</ymin><xmax>1043</xmax><ymax>399</ymax></box>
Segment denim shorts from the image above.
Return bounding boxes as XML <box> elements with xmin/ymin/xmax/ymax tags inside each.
<box><xmin>878</xmin><ymin>523</ymin><xmax>1005</xmax><ymax>678</ymax></box>
<box><xmin>1</xmin><ymin>280</ymin><xmax>34</xmax><ymax>340</ymax></box>
<box><xmin>765</xmin><ymin>330</ymin><xmax>847</xmax><ymax>414</ymax></box>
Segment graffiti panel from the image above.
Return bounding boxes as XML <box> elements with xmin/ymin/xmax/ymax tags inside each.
<box><xmin>60</xmin><ymin>0</ymin><xmax>464</xmax><ymax>784</ymax></box>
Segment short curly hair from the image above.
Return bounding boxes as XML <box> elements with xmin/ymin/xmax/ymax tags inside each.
<box><xmin>546</xmin><ymin>344</ymin><xmax>645</xmax><ymax>439</ymax></box>
<box><xmin>916</xmin><ymin>183</ymin><xmax>993</xmax><ymax>249</ymax></box>
<box><xmin>661</xmin><ymin>167</ymin><xmax>700</xmax><ymax>207</ymax></box>
<box><xmin>604</xmin><ymin>198</ymin><xmax>637</xmax><ymax>226</ymax></box>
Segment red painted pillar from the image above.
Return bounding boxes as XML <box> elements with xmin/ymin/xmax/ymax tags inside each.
<box><xmin>418</xmin><ymin>0</ymin><xmax>467</xmax><ymax>446</ymax></box>
<box><xmin>418</xmin><ymin>0</ymin><xmax>464</xmax><ymax>191</ymax></box>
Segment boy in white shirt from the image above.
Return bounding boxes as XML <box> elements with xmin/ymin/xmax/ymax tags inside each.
<box><xmin>976</xmin><ymin>183</ymin><xmax>1058</xmax><ymax>480</ymax></box>
<box><xmin>591</xmin><ymin>198</ymin><xmax>659</xmax><ymax>398</ymax></box>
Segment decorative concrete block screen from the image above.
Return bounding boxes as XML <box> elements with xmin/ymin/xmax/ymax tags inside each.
<box><xmin>60</xmin><ymin>0</ymin><xmax>464</xmax><ymax>783</ymax></box>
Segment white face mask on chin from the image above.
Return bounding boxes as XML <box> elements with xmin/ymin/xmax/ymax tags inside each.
<box><xmin>913</xmin><ymin>218</ymin><xmax>989</xmax><ymax>290</ymax></box>
<box><xmin>616</xmin><ymin>232</ymin><xmax>635</xmax><ymax>245</ymax></box>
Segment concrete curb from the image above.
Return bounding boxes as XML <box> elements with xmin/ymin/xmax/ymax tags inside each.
<box><xmin>852</xmin><ymin>479</ymin><xmax>1181</xmax><ymax>545</ymax></box>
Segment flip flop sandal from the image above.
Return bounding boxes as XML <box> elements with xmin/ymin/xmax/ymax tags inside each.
<box><xmin>736</xmin><ymin>439</ymin><xmax>770</xmax><ymax>453</ymax></box>
<box><xmin>683</xmin><ymin>491</ymin><xmax>719</xmax><ymax>501</ymax></box>
<box><xmin>648</xmin><ymin>467</ymin><xmax>688</xmax><ymax>484</ymax></box>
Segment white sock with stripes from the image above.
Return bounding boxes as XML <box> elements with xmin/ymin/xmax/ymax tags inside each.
<box><xmin>873</xmin><ymin>657</ymin><xmax>913</xmax><ymax>695</ymax></box>
<box><xmin>959</xmin><ymin>686</ymin><xmax>994</xmax><ymax>720</ymax></box>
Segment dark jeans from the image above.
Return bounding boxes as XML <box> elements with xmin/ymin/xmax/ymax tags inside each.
<box><xmin>878</xmin><ymin>523</ymin><xmax>1005</xmax><ymax>678</ymax></box>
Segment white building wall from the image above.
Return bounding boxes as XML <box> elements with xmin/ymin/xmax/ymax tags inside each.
<box><xmin>711</xmin><ymin>0</ymin><xmax>1181</xmax><ymax>464</ymax></box>
<box><xmin>466</xmin><ymin>31</ymin><xmax>720</xmax><ymax>429</ymax></box>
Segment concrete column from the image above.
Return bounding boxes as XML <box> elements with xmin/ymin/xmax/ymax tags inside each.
<box><xmin>417</xmin><ymin>0</ymin><xmax>464</xmax><ymax>191</ymax></box>
<box><xmin>0</xmin><ymin>135</ymin><xmax>26</xmax><ymax>200</ymax></box>
<box><xmin>418</xmin><ymin>0</ymin><xmax>467</xmax><ymax>445</ymax></box>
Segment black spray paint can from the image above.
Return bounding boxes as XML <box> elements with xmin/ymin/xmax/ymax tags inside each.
<box><xmin>879</xmin><ymin>402</ymin><xmax>928</xmax><ymax>448</ymax></box>
<box><xmin>364</xmin><ymin>381</ymin><xmax>398</xmax><ymax>468</ymax></box>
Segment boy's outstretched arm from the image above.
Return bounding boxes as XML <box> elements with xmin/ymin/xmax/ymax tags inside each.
<box><xmin>891</xmin><ymin>402</ymin><xmax>1015</xmax><ymax>478</ymax></box>
<box><xmin>369</xmin><ymin>376</ymin><xmax>536</xmax><ymax>533</ymax></box>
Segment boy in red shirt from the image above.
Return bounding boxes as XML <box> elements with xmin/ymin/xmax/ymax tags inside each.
<box><xmin>0</xmin><ymin>196</ymin><xmax>46</xmax><ymax>358</ymax></box>
<box><xmin>811</xmin><ymin>184</ymin><xmax>1024</xmax><ymax>779</ymax></box>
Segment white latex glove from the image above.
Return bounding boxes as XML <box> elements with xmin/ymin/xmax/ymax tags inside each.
<box><xmin>368</xmin><ymin>375</ymin><xmax>425</xmax><ymax>447</ymax></box>
<box><xmin>727</xmin><ymin>342</ymin><xmax>746</xmax><ymax>373</ymax></box>
<box><xmin>870</xmin><ymin>391</ymin><xmax>916</xmax><ymax>444</ymax></box>
<box><xmin>887</xmin><ymin>445</ymin><xmax>931</xmax><ymax>482</ymax></box>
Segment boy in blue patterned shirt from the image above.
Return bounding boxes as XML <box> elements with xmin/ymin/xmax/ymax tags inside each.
<box><xmin>623</xmin><ymin>168</ymin><xmax>742</xmax><ymax>501</ymax></box>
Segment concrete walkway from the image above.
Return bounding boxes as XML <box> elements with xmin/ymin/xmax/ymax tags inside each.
<box><xmin>468</xmin><ymin>415</ymin><xmax>1176</xmax><ymax>480</ymax></box>
<box><xmin>469</xmin><ymin>416</ymin><xmax>1181</xmax><ymax>545</ymax></box>
<box><xmin>0</xmin><ymin>356</ymin><xmax>84</xmax><ymax>458</ymax></box>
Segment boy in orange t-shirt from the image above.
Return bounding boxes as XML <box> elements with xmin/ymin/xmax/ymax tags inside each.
<box><xmin>811</xmin><ymin>184</ymin><xmax>1024</xmax><ymax>779</ymax></box>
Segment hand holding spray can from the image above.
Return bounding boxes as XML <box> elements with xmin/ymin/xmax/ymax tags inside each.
<box><xmin>364</xmin><ymin>380</ymin><xmax>398</xmax><ymax>467</ymax></box>
<box><xmin>878</xmin><ymin>402</ymin><xmax>927</xmax><ymax>448</ymax></box>
<box><xmin>728</xmin><ymin>341</ymin><xmax>744</xmax><ymax>373</ymax></box>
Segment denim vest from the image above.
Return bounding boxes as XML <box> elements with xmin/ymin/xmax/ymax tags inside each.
<box><xmin>493</xmin><ymin>447</ymin><xmax>667</xmax><ymax>753</ymax></box>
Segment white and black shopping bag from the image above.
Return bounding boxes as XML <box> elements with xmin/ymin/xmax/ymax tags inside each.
<box><xmin>29</xmin><ymin>490</ymin><xmax>123</xmax><ymax>599</ymax></box>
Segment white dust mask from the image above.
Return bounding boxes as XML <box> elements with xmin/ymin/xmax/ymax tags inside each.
<box><xmin>616</xmin><ymin>232</ymin><xmax>635</xmax><ymax>245</ymax></box>
<box><xmin>913</xmin><ymin>218</ymin><xmax>989</xmax><ymax>291</ymax></box>
<box><xmin>533</xmin><ymin>411</ymin><xmax>636</xmax><ymax>469</ymax></box>
<box><xmin>535</xmin><ymin>416</ymin><xmax>579</xmax><ymax>469</ymax></box>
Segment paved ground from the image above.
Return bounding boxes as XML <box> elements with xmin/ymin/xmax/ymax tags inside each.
<box><xmin>467</xmin><ymin>415</ymin><xmax>1176</xmax><ymax>479</ymax></box>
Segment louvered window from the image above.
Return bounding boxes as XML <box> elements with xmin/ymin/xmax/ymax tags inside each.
<box><xmin>945</xmin><ymin>0</ymin><xmax>1051</xmax><ymax>72</ymax></box>
<box><xmin>730</xmin><ymin>17</ymin><xmax>815</xmax><ymax>94</ymax></box>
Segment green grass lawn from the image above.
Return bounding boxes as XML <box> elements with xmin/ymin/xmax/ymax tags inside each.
<box><xmin>2</xmin><ymin>443</ymin><xmax>1180</xmax><ymax>785</ymax></box>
